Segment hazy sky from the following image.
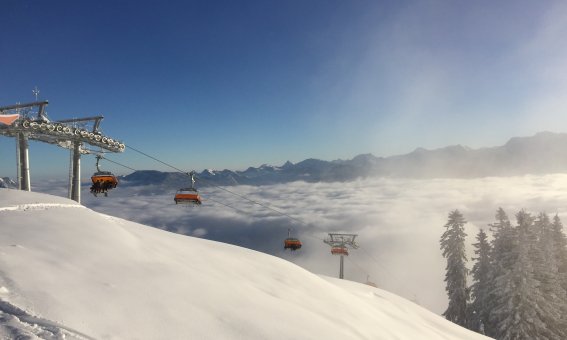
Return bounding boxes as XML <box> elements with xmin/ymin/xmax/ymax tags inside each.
<box><xmin>2</xmin><ymin>0</ymin><xmax>567</xmax><ymax>178</ymax></box>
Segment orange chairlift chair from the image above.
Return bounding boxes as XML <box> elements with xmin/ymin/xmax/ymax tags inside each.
<box><xmin>284</xmin><ymin>228</ymin><xmax>302</xmax><ymax>251</ymax></box>
<box><xmin>331</xmin><ymin>246</ymin><xmax>349</xmax><ymax>256</ymax></box>
<box><xmin>90</xmin><ymin>155</ymin><xmax>118</xmax><ymax>197</ymax></box>
<box><xmin>174</xmin><ymin>171</ymin><xmax>202</xmax><ymax>205</ymax></box>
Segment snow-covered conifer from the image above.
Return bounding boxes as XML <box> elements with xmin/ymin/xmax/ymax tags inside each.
<box><xmin>440</xmin><ymin>210</ymin><xmax>469</xmax><ymax>327</ymax></box>
<box><xmin>551</xmin><ymin>215</ymin><xmax>567</xmax><ymax>335</ymax></box>
<box><xmin>486</xmin><ymin>208</ymin><xmax>515</xmax><ymax>337</ymax></box>
<box><xmin>468</xmin><ymin>229</ymin><xmax>491</xmax><ymax>334</ymax></box>
<box><xmin>537</xmin><ymin>214</ymin><xmax>567</xmax><ymax>339</ymax></box>
<box><xmin>496</xmin><ymin>211</ymin><xmax>546</xmax><ymax>340</ymax></box>
<box><xmin>551</xmin><ymin>215</ymin><xmax>567</xmax><ymax>293</ymax></box>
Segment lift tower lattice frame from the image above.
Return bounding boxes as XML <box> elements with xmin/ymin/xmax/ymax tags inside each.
<box><xmin>0</xmin><ymin>100</ymin><xmax>125</xmax><ymax>203</ymax></box>
<box><xmin>324</xmin><ymin>233</ymin><xmax>359</xmax><ymax>279</ymax></box>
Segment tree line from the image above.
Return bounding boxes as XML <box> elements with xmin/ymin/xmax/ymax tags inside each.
<box><xmin>440</xmin><ymin>208</ymin><xmax>567</xmax><ymax>339</ymax></box>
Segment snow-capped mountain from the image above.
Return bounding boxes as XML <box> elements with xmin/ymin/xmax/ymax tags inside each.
<box><xmin>0</xmin><ymin>177</ymin><xmax>16</xmax><ymax>189</ymax></box>
<box><xmin>121</xmin><ymin>131</ymin><xmax>567</xmax><ymax>188</ymax></box>
<box><xmin>0</xmin><ymin>189</ymin><xmax>490</xmax><ymax>339</ymax></box>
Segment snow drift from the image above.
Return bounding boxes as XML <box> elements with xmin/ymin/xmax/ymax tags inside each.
<box><xmin>0</xmin><ymin>189</ymin><xmax>490</xmax><ymax>339</ymax></box>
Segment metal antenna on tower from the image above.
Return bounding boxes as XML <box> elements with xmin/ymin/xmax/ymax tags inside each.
<box><xmin>323</xmin><ymin>233</ymin><xmax>359</xmax><ymax>279</ymax></box>
<box><xmin>32</xmin><ymin>86</ymin><xmax>40</xmax><ymax>101</ymax></box>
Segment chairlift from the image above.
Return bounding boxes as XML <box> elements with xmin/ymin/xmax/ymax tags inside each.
<box><xmin>331</xmin><ymin>246</ymin><xmax>349</xmax><ymax>256</ymax></box>
<box><xmin>90</xmin><ymin>155</ymin><xmax>118</xmax><ymax>197</ymax></box>
<box><xmin>174</xmin><ymin>171</ymin><xmax>202</xmax><ymax>205</ymax></box>
<box><xmin>284</xmin><ymin>228</ymin><xmax>302</xmax><ymax>251</ymax></box>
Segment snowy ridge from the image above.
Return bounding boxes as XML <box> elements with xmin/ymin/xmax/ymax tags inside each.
<box><xmin>0</xmin><ymin>189</ymin><xmax>490</xmax><ymax>339</ymax></box>
<box><xmin>0</xmin><ymin>202</ymin><xmax>85</xmax><ymax>212</ymax></box>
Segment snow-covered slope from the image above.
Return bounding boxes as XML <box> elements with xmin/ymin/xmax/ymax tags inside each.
<box><xmin>0</xmin><ymin>189</ymin><xmax>490</xmax><ymax>339</ymax></box>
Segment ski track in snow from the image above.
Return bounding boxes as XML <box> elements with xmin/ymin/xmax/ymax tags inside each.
<box><xmin>0</xmin><ymin>203</ymin><xmax>85</xmax><ymax>212</ymax></box>
<box><xmin>0</xmin><ymin>299</ymin><xmax>95</xmax><ymax>340</ymax></box>
<box><xmin>0</xmin><ymin>201</ymin><xmax>94</xmax><ymax>338</ymax></box>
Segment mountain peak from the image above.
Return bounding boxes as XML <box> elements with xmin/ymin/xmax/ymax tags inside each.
<box><xmin>413</xmin><ymin>147</ymin><xmax>427</xmax><ymax>153</ymax></box>
<box><xmin>505</xmin><ymin>131</ymin><xmax>567</xmax><ymax>147</ymax></box>
<box><xmin>442</xmin><ymin>144</ymin><xmax>471</xmax><ymax>152</ymax></box>
<box><xmin>281</xmin><ymin>160</ymin><xmax>294</xmax><ymax>168</ymax></box>
<box><xmin>352</xmin><ymin>153</ymin><xmax>376</xmax><ymax>160</ymax></box>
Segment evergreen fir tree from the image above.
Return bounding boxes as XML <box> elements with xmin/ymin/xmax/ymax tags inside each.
<box><xmin>551</xmin><ymin>215</ymin><xmax>567</xmax><ymax>294</ymax></box>
<box><xmin>551</xmin><ymin>214</ymin><xmax>567</xmax><ymax>332</ymax></box>
<box><xmin>551</xmin><ymin>215</ymin><xmax>567</xmax><ymax>335</ymax></box>
<box><xmin>440</xmin><ymin>210</ymin><xmax>468</xmax><ymax>327</ymax></box>
<box><xmin>487</xmin><ymin>207</ymin><xmax>515</xmax><ymax>338</ymax></box>
<box><xmin>536</xmin><ymin>214</ymin><xmax>567</xmax><ymax>339</ymax></box>
<box><xmin>469</xmin><ymin>228</ymin><xmax>491</xmax><ymax>334</ymax></box>
<box><xmin>498</xmin><ymin>211</ymin><xmax>546</xmax><ymax>340</ymax></box>
<box><xmin>489</xmin><ymin>208</ymin><xmax>515</xmax><ymax>268</ymax></box>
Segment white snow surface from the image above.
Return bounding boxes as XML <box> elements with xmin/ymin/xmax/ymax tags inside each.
<box><xmin>0</xmin><ymin>189</ymin><xmax>491</xmax><ymax>339</ymax></box>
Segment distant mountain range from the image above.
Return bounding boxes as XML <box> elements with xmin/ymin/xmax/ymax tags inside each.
<box><xmin>0</xmin><ymin>177</ymin><xmax>17</xmax><ymax>189</ymax></box>
<box><xmin>120</xmin><ymin>131</ymin><xmax>567</xmax><ymax>188</ymax></box>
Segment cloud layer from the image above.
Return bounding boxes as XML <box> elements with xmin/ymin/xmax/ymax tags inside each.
<box><xmin>34</xmin><ymin>174</ymin><xmax>567</xmax><ymax>314</ymax></box>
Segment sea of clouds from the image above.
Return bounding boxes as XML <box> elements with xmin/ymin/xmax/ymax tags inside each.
<box><xmin>32</xmin><ymin>174</ymin><xmax>567</xmax><ymax>314</ymax></box>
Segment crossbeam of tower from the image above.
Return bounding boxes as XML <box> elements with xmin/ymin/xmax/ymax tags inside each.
<box><xmin>0</xmin><ymin>100</ymin><xmax>49</xmax><ymax>120</ymax></box>
<box><xmin>323</xmin><ymin>233</ymin><xmax>359</xmax><ymax>279</ymax></box>
<box><xmin>0</xmin><ymin>100</ymin><xmax>125</xmax><ymax>203</ymax></box>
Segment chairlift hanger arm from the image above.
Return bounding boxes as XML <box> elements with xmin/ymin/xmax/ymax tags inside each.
<box><xmin>95</xmin><ymin>155</ymin><xmax>102</xmax><ymax>172</ymax></box>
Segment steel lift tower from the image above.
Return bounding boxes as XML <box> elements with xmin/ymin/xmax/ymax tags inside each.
<box><xmin>324</xmin><ymin>233</ymin><xmax>359</xmax><ymax>279</ymax></box>
<box><xmin>0</xmin><ymin>99</ymin><xmax>125</xmax><ymax>203</ymax></box>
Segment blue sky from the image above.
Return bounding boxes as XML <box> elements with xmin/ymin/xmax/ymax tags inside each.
<box><xmin>2</xmin><ymin>0</ymin><xmax>567</xmax><ymax>179</ymax></box>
